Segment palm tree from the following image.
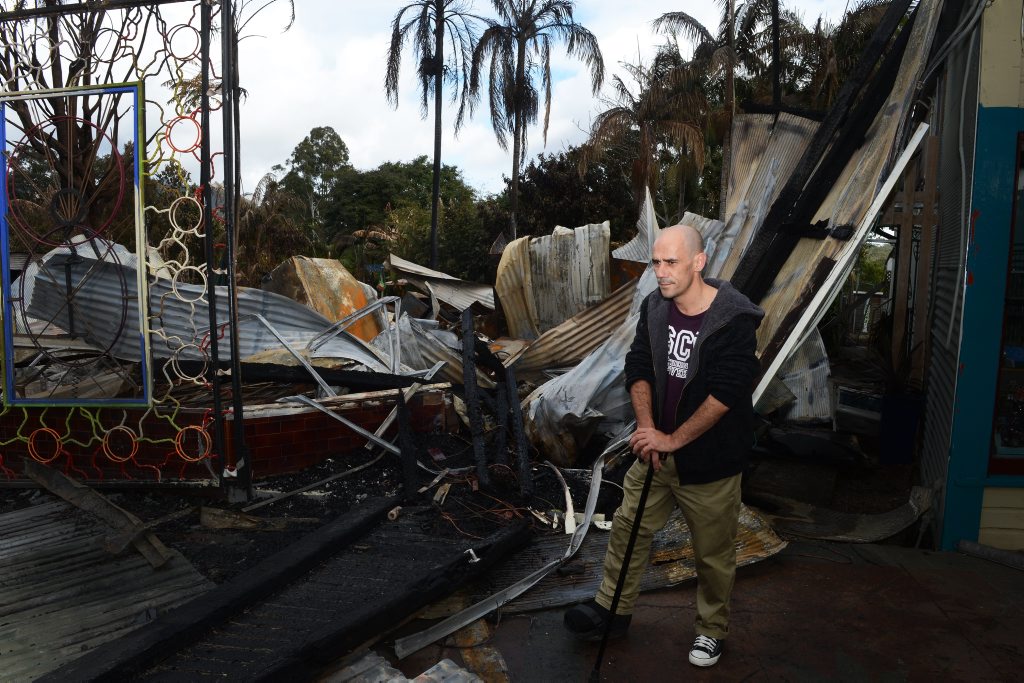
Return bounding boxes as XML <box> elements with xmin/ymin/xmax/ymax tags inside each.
<box><xmin>468</xmin><ymin>0</ymin><xmax>604</xmax><ymax>239</ymax></box>
<box><xmin>654</xmin><ymin>1</ymin><xmax>776</xmax><ymax>220</ymax></box>
<box><xmin>579</xmin><ymin>47</ymin><xmax>708</xmax><ymax>218</ymax></box>
<box><xmin>782</xmin><ymin>0</ymin><xmax>891</xmax><ymax>111</ymax></box>
<box><xmin>385</xmin><ymin>0</ymin><xmax>478</xmax><ymax>268</ymax></box>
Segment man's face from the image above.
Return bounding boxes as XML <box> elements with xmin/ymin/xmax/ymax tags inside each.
<box><xmin>651</xmin><ymin>233</ymin><xmax>703</xmax><ymax>301</ymax></box>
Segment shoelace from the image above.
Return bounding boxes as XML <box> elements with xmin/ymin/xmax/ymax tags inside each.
<box><xmin>693</xmin><ymin>635</ymin><xmax>718</xmax><ymax>652</ymax></box>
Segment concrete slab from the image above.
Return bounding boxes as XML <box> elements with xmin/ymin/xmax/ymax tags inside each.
<box><xmin>396</xmin><ymin>541</ymin><xmax>1023</xmax><ymax>682</ymax></box>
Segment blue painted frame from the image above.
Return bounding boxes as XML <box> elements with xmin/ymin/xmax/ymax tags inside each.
<box><xmin>941</xmin><ymin>104</ymin><xmax>1024</xmax><ymax>549</ymax></box>
<box><xmin>0</xmin><ymin>84</ymin><xmax>150</xmax><ymax>407</ymax></box>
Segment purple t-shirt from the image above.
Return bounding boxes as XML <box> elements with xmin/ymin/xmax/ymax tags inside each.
<box><xmin>658</xmin><ymin>305</ymin><xmax>706</xmax><ymax>433</ymax></box>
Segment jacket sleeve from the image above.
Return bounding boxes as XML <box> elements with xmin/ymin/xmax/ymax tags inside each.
<box><xmin>624</xmin><ymin>296</ymin><xmax>655</xmax><ymax>391</ymax></box>
<box><xmin>705</xmin><ymin>315</ymin><xmax>761</xmax><ymax>409</ymax></box>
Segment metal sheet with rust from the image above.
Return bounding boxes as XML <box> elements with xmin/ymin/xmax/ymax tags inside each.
<box><xmin>263</xmin><ymin>256</ymin><xmax>383</xmax><ymax>342</ymax></box>
<box><xmin>495</xmin><ymin>223</ymin><xmax>611</xmax><ymax>341</ymax></box>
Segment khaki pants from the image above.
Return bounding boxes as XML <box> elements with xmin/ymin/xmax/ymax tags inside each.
<box><xmin>595</xmin><ymin>457</ymin><xmax>742</xmax><ymax>639</ymax></box>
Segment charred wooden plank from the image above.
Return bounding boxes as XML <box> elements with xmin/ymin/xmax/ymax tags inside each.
<box><xmin>171</xmin><ymin>360</ymin><xmax>421</xmax><ymax>391</ymax></box>
<box><xmin>732</xmin><ymin>0</ymin><xmax>914</xmax><ymax>302</ymax></box>
<box><xmin>251</xmin><ymin>521</ymin><xmax>532</xmax><ymax>681</ymax></box>
<box><xmin>23</xmin><ymin>460</ymin><xmax>173</xmax><ymax>568</ymax></box>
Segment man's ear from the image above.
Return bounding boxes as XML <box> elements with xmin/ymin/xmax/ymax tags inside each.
<box><xmin>694</xmin><ymin>252</ymin><xmax>707</xmax><ymax>272</ymax></box>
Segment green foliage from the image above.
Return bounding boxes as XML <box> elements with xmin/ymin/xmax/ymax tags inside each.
<box><xmin>314</xmin><ymin>152</ymin><xmax>490</xmax><ymax>282</ymax></box>
<box><xmin>324</xmin><ymin>155</ymin><xmax>474</xmax><ymax>239</ymax></box>
<box><xmin>274</xmin><ymin>126</ymin><xmax>352</xmax><ymax>244</ymax></box>
<box><xmin>511</xmin><ymin>146</ymin><xmax>634</xmax><ymax>242</ymax></box>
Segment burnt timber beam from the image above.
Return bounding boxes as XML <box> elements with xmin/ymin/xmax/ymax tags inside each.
<box><xmin>254</xmin><ymin>521</ymin><xmax>532</xmax><ymax>681</ymax></box>
<box><xmin>23</xmin><ymin>460</ymin><xmax>174</xmax><ymax>569</ymax></box>
<box><xmin>739</xmin><ymin>8</ymin><xmax>917</xmax><ymax>305</ymax></box>
<box><xmin>732</xmin><ymin>0</ymin><xmax>914</xmax><ymax>303</ymax></box>
<box><xmin>493</xmin><ymin>379</ymin><xmax>510</xmax><ymax>466</ymax></box>
<box><xmin>39</xmin><ymin>496</ymin><xmax>402</xmax><ymax>682</ymax></box>
<box><xmin>461</xmin><ymin>309</ymin><xmax>491</xmax><ymax>489</ymax></box>
<box><xmin>171</xmin><ymin>360</ymin><xmax>422</xmax><ymax>391</ymax></box>
<box><xmin>396</xmin><ymin>392</ymin><xmax>420</xmax><ymax>501</ymax></box>
<box><xmin>504</xmin><ymin>364</ymin><xmax>533</xmax><ymax>499</ymax></box>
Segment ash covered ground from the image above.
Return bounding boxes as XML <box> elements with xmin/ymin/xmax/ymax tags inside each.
<box><xmin>1</xmin><ymin>431</ymin><xmax>617</xmax><ymax>585</ymax></box>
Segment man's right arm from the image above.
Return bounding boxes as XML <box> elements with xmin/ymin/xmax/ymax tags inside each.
<box><xmin>630</xmin><ymin>380</ymin><xmax>656</xmax><ymax>429</ymax></box>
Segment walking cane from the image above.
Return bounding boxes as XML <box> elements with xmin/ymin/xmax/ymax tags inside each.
<box><xmin>589</xmin><ymin>455</ymin><xmax>658</xmax><ymax>682</ymax></box>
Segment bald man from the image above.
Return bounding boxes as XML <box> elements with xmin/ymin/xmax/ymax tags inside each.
<box><xmin>564</xmin><ymin>224</ymin><xmax>764</xmax><ymax>667</ymax></box>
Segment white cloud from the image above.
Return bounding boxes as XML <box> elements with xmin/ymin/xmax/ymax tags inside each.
<box><xmin>232</xmin><ymin>0</ymin><xmax>853</xmax><ymax>197</ymax></box>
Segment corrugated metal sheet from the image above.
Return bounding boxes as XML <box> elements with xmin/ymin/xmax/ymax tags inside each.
<box><xmin>7</xmin><ymin>251</ymin><xmax>30</xmax><ymax>272</ymax></box>
<box><xmin>386</xmin><ymin>253</ymin><xmax>495</xmax><ymax>311</ymax></box>
<box><xmin>921</xmin><ymin>24</ymin><xmax>978</xmax><ymax>530</ymax></box>
<box><xmin>752</xmin><ymin>1</ymin><xmax>942</xmax><ymax>378</ymax></box>
<box><xmin>263</xmin><ymin>256</ymin><xmax>384</xmax><ymax>341</ymax></box>
<box><xmin>25</xmin><ymin>253</ymin><xmax>391</xmax><ymax>372</ymax></box>
<box><xmin>394</xmin><ymin>315</ymin><xmax>495</xmax><ymax>389</ymax></box>
<box><xmin>718</xmin><ymin>113</ymin><xmax>821</xmax><ymax>280</ymax></box>
<box><xmin>509</xmin><ymin>278</ymin><xmax>636</xmax><ymax>380</ymax></box>
<box><xmin>522</xmin><ymin>199</ymin><xmax>660</xmax><ymax>465</ymax></box>
<box><xmin>0</xmin><ymin>500</ymin><xmax>213</xmax><ymax>681</ymax></box>
<box><xmin>611</xmin><ymin>189</ymin><xmax>660</xmax><ymax>263</ymax></box>
<box><xmin>496</xmin><ymin>223</ymin><xmax>610</xmax><ymax>341</ymax></box>
<box><xmin>494</xmin><ymin>236</ymin><xmax>538</xmax><ymax>338</ymax></box>
<box><xmin>520</xmin><ymin>194</ymin><xmax>671</xmax><ymax>464</ymax></box>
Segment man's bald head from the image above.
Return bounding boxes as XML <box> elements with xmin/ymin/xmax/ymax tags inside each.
<box><xmin>657</xmin><ymin>224</ymin><xmax>705</xmax><ymax>258</ymax></box>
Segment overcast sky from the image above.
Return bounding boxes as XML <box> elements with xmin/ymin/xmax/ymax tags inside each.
<box><xmin>230</xmin><ymin>0</ymin><xmax>851</xmax><ymax>196</ymax></box>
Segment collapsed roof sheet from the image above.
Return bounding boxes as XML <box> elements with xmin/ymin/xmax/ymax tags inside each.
<box><xmin>751</xmin><ymin>0</ymin><xmax>941</xmax><ymax>396</ymax></box>
<box><xmin>717</xmin><ymin>113</ymin><xmax>821</xmax><ymax>280</ymax></box>
<box><xmin>386</xmin><ymin>253</ymin><xmax>495</xmax><ymax>311</ymax></box>
<box><xmin>496</xmin><ymin>222</ymin><xmax>611</xmax><ymax>340</ymax></box>
<box><xmin>392</xmin><ymin>314</ymin><xmax>495</xmax><ymax>389</ymax></box>
<box><xmin>521</xmin><ymin>201</ymin><xmax>659</xmax><ymax>465</ymax></box>
<box><xmin>506</xmin><ymin>278</ymin><xmax>637</xmax><ymax>381</ymax></box>
<box><xmin>25</xmin><ymin>252</ymin><xmax>390</xmax><ymax>372</ymax></box>
<box><xmin>0</xmin><ymin>500</ymin><xmax>213</xmax><ymax>680</ymax></box>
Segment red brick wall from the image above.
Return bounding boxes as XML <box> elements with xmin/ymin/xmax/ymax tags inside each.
<box><xmin>0</xmin><ymin>390</ymin><xmax>449</xmax><ymax>483</ymax></box>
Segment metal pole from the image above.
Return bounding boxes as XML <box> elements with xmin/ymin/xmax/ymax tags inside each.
<box><xmin>200</xmin><ymin>0</ymin><xmax>227</xmax><ymax>484</ymax></box>
<box><xmin>220</xmin><ymin>0</ymin><xmax>251</xmax><ymax>500</ymax></box>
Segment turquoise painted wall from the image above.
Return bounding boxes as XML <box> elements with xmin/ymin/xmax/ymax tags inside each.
<box><xmin>942</xmin><ymin>105</ymin><xmax>1024</xmax><ymax>550</ymax></box>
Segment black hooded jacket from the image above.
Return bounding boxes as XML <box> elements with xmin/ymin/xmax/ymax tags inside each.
<box><xmin>624</xmin><ymin>278</ymin><xmax>764</xmax><ymax>485</ymax></box>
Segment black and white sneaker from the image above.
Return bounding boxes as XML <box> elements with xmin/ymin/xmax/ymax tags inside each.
<box><xmin>688</xmin><ymin>634</ymin><xmax>722</xmax><ymax>667</ymax></box>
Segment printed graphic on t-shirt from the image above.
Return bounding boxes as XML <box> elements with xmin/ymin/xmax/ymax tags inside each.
<box><xmin>667</xmin><ymin>326</ymin><xmax>698</xmax><ymax>379</ymax></box>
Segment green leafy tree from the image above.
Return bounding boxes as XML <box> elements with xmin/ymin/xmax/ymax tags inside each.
<box><xmin>234</xmin><ymin>173</ymin><xmax>311</xmax><ymax>286</ymax></box>
<box><xmin>511</xmin><ymin>145</ymin><xmax>634</xmax><ymax>242</ymax></box>
<box><xmin>467</xmin><ymin>0</ymin><xmax>604</xmax><ymax>239</ymax></box>
<box><xmin>385</xmin><ymin>0</ymin><xmax>479</xmax><ymax>269</ymax></box>
<box><xmin>273</xmin><ymin>126</ymin><xmax>352</xmax><ymax>245</ymax></box>
<box><xmin>324</xmin><ymin>155</ymin><xmax>484</xmax><ymax>278</ymax></box>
